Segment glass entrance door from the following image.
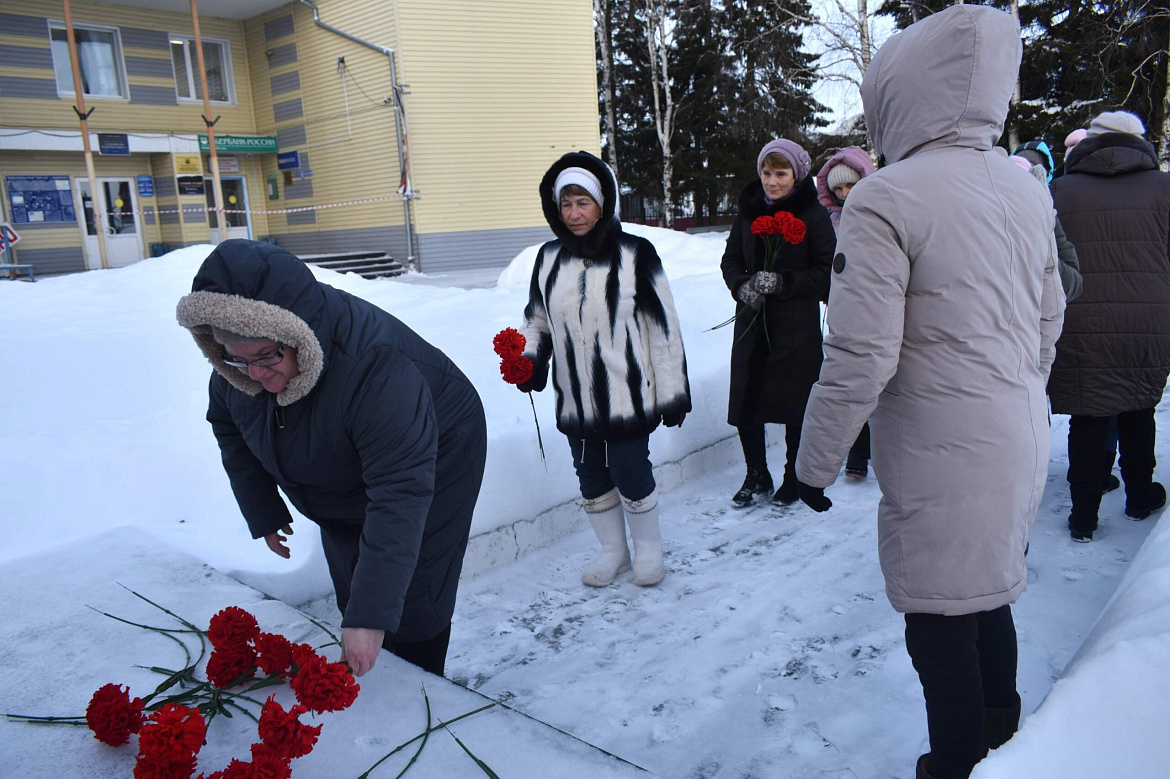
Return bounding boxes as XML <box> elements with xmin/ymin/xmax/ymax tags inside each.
<box><xmin>76</xmin><ymin>178</ymin><xmax>144</xmax><ymax>269</ymax></box>
<box><xmin>206</xmin><ymin>177</ymin><xmax>250</xmax><ymax>243</ymax></box>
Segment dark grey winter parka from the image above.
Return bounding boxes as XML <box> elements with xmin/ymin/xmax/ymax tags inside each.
<box><xmin>1048</xmin><ymin>132</ymin><xmax>1170</xmax><ymax>416</ymax></box>
<box><xmin>177</xmin><ymin>241</ymin><xmax>486</xmax><ymax>643</ymax></box>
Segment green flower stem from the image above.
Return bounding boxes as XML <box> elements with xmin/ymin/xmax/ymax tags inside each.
<box><xmin>4</xmin><ymin>714</ymin><xmax>86</xmax><ymax>725</ymax></box>
<box><xmin>119</xmin><ymin>585</ymin><xmax>206</xmax><ymax>634</ymax></box>
<box><xmin>307</xmin><ymin>616</ymin><xmax>340</xmax><ymax>644</ymax></box>
<box><xmin>392</xmin><ymin>687</ymin><xmax>433</xmax><ymax>779</ymax></box>
<box><xmin>445</xmin><ymin>727</ymin><xmax>500</xmax><ymax>779</ymax></box>
<box><xmin>357</xmin><ymin>701</ymin><xmax>497</xmax><ymax>778</ymax></box>
<box><xmin>527</xmin><ymin>392</ymin><xmax>546</xmax><ymax>470</ymax></box>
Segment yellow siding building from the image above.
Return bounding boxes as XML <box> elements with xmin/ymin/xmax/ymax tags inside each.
<box><xmin>0</xmin><ymin>0</ymin><xmax>600</xmax><ymax>274</ymax></box>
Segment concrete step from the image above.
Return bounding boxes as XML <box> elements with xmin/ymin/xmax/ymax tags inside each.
<box><xmin>302</xmin><ymin>251</ymin><xmax>407</xmax><ymax>280</ymax></box>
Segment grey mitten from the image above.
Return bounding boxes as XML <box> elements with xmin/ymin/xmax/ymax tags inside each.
<box><xmin>751</xmin><ymin>270</ymin><xmax>779</xmax><ymax>294</ymax></box>
<box><xmin>736</xmin><ymin>280</ymin><xmax>764</xmax><ymax>310</ymax></box>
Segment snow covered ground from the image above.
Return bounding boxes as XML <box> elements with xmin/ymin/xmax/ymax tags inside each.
<box><xmin>2</xmin><ymin>230</ymin><xmax>1168</xmax><ymax>777</ymax></box>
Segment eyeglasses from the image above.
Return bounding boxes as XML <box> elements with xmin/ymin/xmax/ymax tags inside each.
<box><xmin>222</xmin><ymin>343</ymin><xmax>286</xmax><ymax>370</ymax></box>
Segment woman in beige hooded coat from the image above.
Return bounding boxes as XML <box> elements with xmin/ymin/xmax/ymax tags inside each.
<box><xmin>794</xmin><ymin>7</ymin><xmax>1065</xmax><ymax>778</ymax></box>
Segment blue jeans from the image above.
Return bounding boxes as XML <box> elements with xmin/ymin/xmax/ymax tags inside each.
<box><xmin>567</xmin><ymin>436</ymin><xmax>656</xmax><ymax>502</ymax></box>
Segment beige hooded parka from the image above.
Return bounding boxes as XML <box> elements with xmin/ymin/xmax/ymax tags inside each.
<box><xmin>795</xmin><ymin>6</ymin><xmax>1066</xmax><ymax>616</ymax></box>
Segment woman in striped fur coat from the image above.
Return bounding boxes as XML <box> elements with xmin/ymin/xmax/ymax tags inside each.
<box><xmin>517</xmin><ymin>150</ymin><xmax>692</xmax><ymax>588</ymax></box>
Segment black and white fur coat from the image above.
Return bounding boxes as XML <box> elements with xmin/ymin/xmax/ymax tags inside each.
<box><xmin>521</xmin><ymin>151</ymin><xmax>691</xmax><ymax>441</ymax></box>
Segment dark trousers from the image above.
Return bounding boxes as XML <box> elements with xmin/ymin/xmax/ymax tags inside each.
<box><xmin>847</xmin><ymin>422</ymin><xmax>871</xmax><ymax>471</ymax></box>
<box><xmin>904</xmin><ymin>606</ymin><xmax>1019</xmax><ymax>779</ymax></box>
<box><xmin>567</xmin><ymin>435</ymin><xmax>656</xmax><ymax>502</ymax></box>
<box><xmin>738</xmin><ymin>419</ymin><xmax>802</xmax><ymax>479</ymax></box>
<box><xmin>1067</xmin><ymin>408</ymin><xmax>1156</xmax><ymax>531</ymax></box>
<box><xmin>383</xmin><ymin>623</ymin><xmax>452</xmax><ymax>677</ymax></box>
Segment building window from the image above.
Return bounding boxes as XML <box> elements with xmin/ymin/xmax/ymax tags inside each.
<box><xmin>48</xmin><ymin>22</ymin><xmax>127</xmax><ymax>99</ymax></box>
<box><xmin>170</xmin><ymin>36</ymin><xmax>234</xmax><ymax>104</ymax></box>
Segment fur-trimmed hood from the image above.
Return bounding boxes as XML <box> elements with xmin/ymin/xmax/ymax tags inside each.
<box><xmin>539</xmin><ymin>150</ymin><xmax>622</xmax><ymax>260</ymax></box>
<box><xmin>1065</xmin><ymin>131</ymin><xmax>1160</xmax><ymax>178</ymax></box>
<box><xmin>176</xmin><ymin>240</ymin><xmax>329</xmax><ymax>406</ymax></box>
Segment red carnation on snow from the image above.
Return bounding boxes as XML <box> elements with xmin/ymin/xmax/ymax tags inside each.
<box><xmin>253</xmin><ymin>632</ymin><xmax>295</xmax><ymax>678</ymax></box>
<box><xmin>290</xmin><ymin>642</ymin><xmax>320</xmax><ymax>672</ymax></box>
<box><xmin>85</xmin><ymin>683</ymin><xmax>145</xmax><ymax>746</ymax></box>
<box><xmin>492</xmin><ymin>327</ymin><xmax>526</xmax><ymax>359</ymax></box>
<box><xmin>133</xmin><ymin>750</ymin><xmax>198</xmax><ymax>779</ymax></box>
<box><xmin>207</xmin><ymin>607</ymin><xmax>260</xmax><ymax>650</ymax></box>
<box><xmin>500</xmin><ymin>355</ymin><xmax>534</xmax><ymax>386</ymax></box>
<box><xmin>246</xmin><ymin>741</ymin><xmax>294</xmax><ymax>778</ymax></box>
<box><xmin>206</xmin><ymin>643</ymin><xmax>257</xmax><ymax>689</ymax></box>
<box><xmin>257</xmin><ymin>697</ymin><xmax>321</xmax><ymax>759</ymax></box>
<box><xmin>289</xmin><ymin>655</ymin><xmax>359</xmax><ymax>714</ymax></box>
<box><xmin>137</xmin><ymin>703</ymin><xmax>207</xmax><ymax>758</ymax></box>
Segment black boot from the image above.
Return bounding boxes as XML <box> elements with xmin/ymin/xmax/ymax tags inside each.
<box><xmin>844</xmin><ymin>454</ymin><xmax>868</xmax><ymax>480</ymax></box>
<box><xmin>983</xmin><ymin>699</ymin><xmax>1021</xmax><ymax>752</ymax></box>
<box><xmin>915</xmin><ymin>754</ymin><xmax>937</xmax><ymax>779</ymax></box>
<box><xmin>1103</xmin><ymin>474</ymin><xmax>1121</xmax><ymax>493</ymax></box>
<box><xmin>1125</xmin><ymin>482</ymin><xmax>1167</xmax><ymax>521</ymax></box>
<box><xmin>773</xmin><ymin>472</ymin><xmax>799</xmax><ymax>504</ymax></box>
<box><xmin>732</xmin><ymin>467</ymin><xmax>773</xmax><ymax>508</ymax></box>
<box><xmin>1068</xmin><ymin>516</ymin><xmax>1094</xmax><ymax>543</ymax></box>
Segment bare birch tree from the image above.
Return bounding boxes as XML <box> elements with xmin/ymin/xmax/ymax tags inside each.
<box><xmin>773</xmin><ymin>0</ymin><xmax>883</xmax><ymax>152</ymax></box>
<box><xmin>594</xmin><ymin>0</ymin><xmax>621</xmax><ymax>182</ymax></box>
<box><xmin>1161</xmin><ymin>9</ymin><xmax>1170</xmax><ymax>171</ymax></box>
<box><xmin>1006</xmin><ymin>0</ymin><xmax>1021</xmax><ymax>149</ymax></box>
<box><xmin>644</xmin><ymin>0</ymin><xmax>680</xmax><ymax>228</ymax></box>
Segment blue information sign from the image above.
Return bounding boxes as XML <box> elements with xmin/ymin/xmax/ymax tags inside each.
<box><xmin>5</xmin><ymin>175</ymin><xmax>76</xmax><ymax>224</ymax></box>
<box><xmin>137</xmin><ymin>175</ymin><xmax>155</xmax><ymax>197</ymax></box>
<box><xmin>97</xmin><ymin>133</ymin><xmax>131</xmax><ymax>155</ymax></box>
<box><xmin>276</xmin><ymin>150</ymin><xmax>300</xmax><ymax>170</ymax></box>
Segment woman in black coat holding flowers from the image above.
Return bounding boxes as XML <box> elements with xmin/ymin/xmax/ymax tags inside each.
<box><xmin>721</xmin><ymin>138</ymin><xmax>835</xmax><ymax>510</ymax></box>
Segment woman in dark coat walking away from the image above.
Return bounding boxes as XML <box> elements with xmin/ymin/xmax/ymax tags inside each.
<box><xmin>721</xmin><ymin>138</ymin><xmax>835</xmax><ymax>510</ymax></box>
<box><xmin>1048</xmin><ymin>110</ymin><xmax>1170</xmax><ymax>542</ymax></box>
<box><xmin>518</xmin><ymin>151</ymin><xmax>691</xmax><ymax>588</ymax></box>
<box><xmin>177</xmin><ymin>240</ymin><xmax>487</xmax><ymax>678</ymax></box>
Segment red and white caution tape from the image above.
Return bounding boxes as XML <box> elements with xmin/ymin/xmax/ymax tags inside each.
<box><xmin>102</xmin><ymin>193</ymin><xmax>405</xmax><ymax>218</ymax></box>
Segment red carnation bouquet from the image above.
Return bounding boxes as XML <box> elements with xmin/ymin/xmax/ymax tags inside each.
<box><xmin>494</xmin><ymin>327</ymin><xmax>546</xmax><ymax>467</ymax></box>
<box><xmin>8</xmin><ymin>591</ymin><xmax>502</xmax><ymax>777</ymax></box>
<box><xmin>710</xmin><ymin>211</ymin><xmax>807</xmax><ymax>346</ymax></box>
<box><xmin>8</xmin><ymin>596</ymin><xmax>358</xmax><ymax>778</ymax></box>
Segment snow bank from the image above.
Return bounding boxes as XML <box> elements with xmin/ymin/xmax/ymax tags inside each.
<box><xmin>973</xmin><ymin>512</ymin><xmax>1170</xmax><ymax>779</ymax></box>
<box><xmin>0</xmin><ymin>227</ymin><xmax>739</xmax><ymax>604</ymax></box>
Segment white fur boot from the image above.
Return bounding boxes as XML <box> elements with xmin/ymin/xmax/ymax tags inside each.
<box><xmin>580</xmin><ymin>488</ymin><xmax>630</xmax><ymax>587</ymax></box>
<box><xmin>622</xmin><ymin>489</ymin><xmax>664</xmax><ymax>586</ymax></box>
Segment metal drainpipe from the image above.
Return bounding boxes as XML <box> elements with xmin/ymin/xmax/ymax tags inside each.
<box><xmin>297</xmin><ymin>0</ymin><xmax>416</xmax><ymax>267</ymax></box>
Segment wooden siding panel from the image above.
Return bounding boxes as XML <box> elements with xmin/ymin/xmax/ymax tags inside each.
<box><xmin>123</xmin><ymin>55</ymin><xmax>174</xmax><ymax>79</ymax></box>
<box><xmin>0</xmin><ymin>13</ymin><xmax>49</xmax><ymax>38</ymax></box>
<box><xmin>269</xmin><ymin>70</ymin><xmax>300</xmax><ymax>95</ymax></box>
<box><xmin>0</xmin><ymin>76</ymin><xmax>57</xmax><ymax>99</ymax></box>
<box><xmin>265</xmin><ymin>42</ymin><xmax>298</xmax><ymax>68</ymax></box>
<box><xmin>0</xmin><ymin>1</ymin><xmax>256</xmax><ymax>135</ymax></box>
<box><xmin>0</xmin><ymin>45</ymin><xmax>53</xmax><ymax>69</ymax></box>
<box><xmin>264</xmin><ymin>14</ymin><xmax>295</xmax><ymax>42</ymax></box>
<box><xmin>417</xmin><ymin>225</ymin><xmax>553</xmax><ymax>273</ymax></box>
<box><xmin>10</xmin><ymin>245</ymin><xmax>86</xmax><ymax>274</ymax></box>
<box><xmin>272</xmin><ymin>97</ymin><xmax>303</xmax><ymax>122</ymax></box>
<box><xmin>394</xmin><ymin>0</ymin><xmax>599</xmax><ymax>243</ymax></box>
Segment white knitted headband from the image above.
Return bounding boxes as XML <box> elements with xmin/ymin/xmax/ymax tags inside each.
<box><xmin>554</xmin><ymin>167</ymin><xmax>604</xmax><ymax>208</ymax></box>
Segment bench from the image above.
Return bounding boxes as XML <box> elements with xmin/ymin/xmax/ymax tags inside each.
<box><xmin>0</xmin><ymin>263</ymin><xmax>35</xmax><ymax>282</ymax></box>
